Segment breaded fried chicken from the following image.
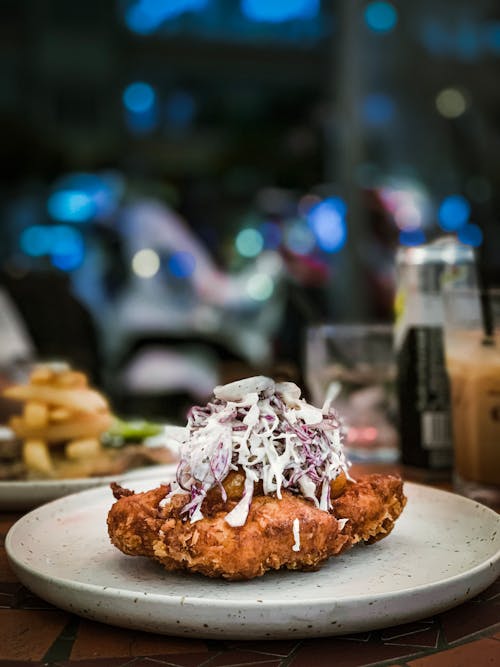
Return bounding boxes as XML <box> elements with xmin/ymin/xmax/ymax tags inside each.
<box><xmin>107</xmin><ymin>473</ymin><xmax>406</xmax><ymax>580</ymax></box>
<box><xmin>107</xmin><ymin>377</ymin><xmax>407</xmax><ymax>580</ymax></box>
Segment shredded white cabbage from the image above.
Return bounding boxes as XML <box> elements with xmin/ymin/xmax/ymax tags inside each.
<box><xmin>162</xmin><ymin>376</ymin><xmax>350</xmax><ymax>526</ymax></box>
<box><xmin>292</xmin><ymin>518</ymin><xmax>301</xmax><ymax>552</ymax></box>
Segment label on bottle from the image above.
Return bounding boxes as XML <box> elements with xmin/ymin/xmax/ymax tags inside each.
<box><xmin>397</xmin><ymin>326</ymin><xmax>453</xmax><ymax>469</ymax></box>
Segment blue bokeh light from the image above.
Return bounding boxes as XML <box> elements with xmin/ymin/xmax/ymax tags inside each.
<box><xmin>421</xmin><ymin>20</ymin><xmax>500</xmax><ymax>60</ymax></box>
<box><xmin>420</xmin><ymin>21</ymin><xmax>451</xmax><ymax>56</ymax></box>
<box><xmin>168</xmin><ymin>251</ymin><xmax>196</xmax><ymax>278</ymax></box>
<box><xmin>51</xmin><ymin>251</ymin><xmax>84</xmax><ymax>271</ymax></box>
<box><xmin>457</xmin><ymin>223</ymin><xmax>483</xmax><ymax>247</ymax></box>
<box><xmin>399</xmin><ymin>229</ymin><xmax>426</xmax><ymax>246</ymax></box>
<box><xmin>456</xmin><ymin>23</ymin><xmax>481</xmax><ymax>62</ymax></box>
<box><xmin>365</xmin><ymin>2</ymin><xmax>398</xmax><ymax>34</ymax></box>
<box><xmin>241</xmin><ymin>0</ymin><xmax>319</xmax><ymax>23</ymax></box>
<box><xmin>123</xmin><ymin>82</ymin><xmax>156</xmax><ymax>113</ymax></box>
<box><xmin>48</xmin><ymin>173</ymin><xmax>119</xmax><ymax>222</ymax></box>
<box><xmin>363</xmin><ymin>93</ymin><xmax>396</xmax><ymax>127</ymax></box>
<box><xmin>50</xmin><ymin>225</ymin><xmax>82</xmax><ymax>254</ymax></box>
<box><xmin>125</xmin><ymin>108</ymin><xmax>158</xmax><ymax>133</ymax></box>
<box><xmin>20</xmin><ymin>224</ymin><xmax>85</xmax><ymax>271</ymax></box>
<box><xmin>125</xmin><ymin>5</ymin><xmax>158</xmax><ymax>34</ymax></box>
<box><xmin>47</xmin><ymin>191</ymin><xmax>96</xmax><ymax>223</ymax></box>
<box><xmin>485</xmin><ymin>22</ymin><xmax>500</xmax><ymax>54</ymax></box>
<box><xmin>123</xmin><ymin>82</ymin><xmax>158</xmax><ymax>134</ymax></box>
<box><xmin>50</xmin><ymin>225</ymin><xmax>85</xmax><ymax>271</ymax></box>
<box><xmin>125</xmin><ymin>0</ymin><xmax>209</xmax><ymax>34</ymax></box>
<box><xmin>320</xmin><ymin>196</ymin><xmax>347</xmax><ymax>218</ymax></box>
<box><xmin>438</xmin><ymin>195</ymin><xmax>470</xmax><ymax>231</ymax></box>
<box><xmin>307</xmin><ymin>198</ymin><xmax>348</xmax><ymax>253</ymax></box>
<box><xmin>20</xmin><ymin>226</ymin><xmax>52</xmax><ymax>257</ymax></box>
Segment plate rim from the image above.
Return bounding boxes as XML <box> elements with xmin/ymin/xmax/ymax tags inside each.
<box><xmin>0</xmin><ymin>462</ymin><xmax>178</xmax><ymax>489</ymax></box>
<box><xmin>0</xmin><ymin>424</ymin><xmax>185</xmax><ymax>489</ymax></box>
<box><xmin>0</xmin><ymin>463</ymin><xmax>179</xmax><ymax>511</ymax></box>
<box><xmin>6</xmin><ymin>480</ymin><xmax>500</xmax><ymax>611</ymax></box>
<box><xmin>0</xmin><ymin>421</ymin><xmax>184</xmax><ymax>508</ymax></box>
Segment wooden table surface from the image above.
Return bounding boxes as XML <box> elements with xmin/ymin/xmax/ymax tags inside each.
<box><xmin>0</xmin><ymin>464</ymin><xmax>498</xmax><ymax>667</ymax></box>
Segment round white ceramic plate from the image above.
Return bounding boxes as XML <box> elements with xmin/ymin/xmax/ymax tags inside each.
<box><xmin>6</xmin><ymin>480</ymin><xmax>500</xmax><ymax>640</ymax></box>
<box><xmin>0</xmin><ymin>425</ymin><xmax>185</xmax><ymax>510</ymax></box>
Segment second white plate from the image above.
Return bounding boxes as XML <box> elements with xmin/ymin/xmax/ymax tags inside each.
<box><xmin>6</xmin><ymin>480</ymin><xmax>500</xmax><ymax>639</ymax></box>
<box><xmin>0</xmin><ymin>464</ymin><xmax>178</xmax><ymax>510</ymax></box>
<box><xmin>0</xmin><ymin>424</ymin><xmax>185</xmax><ymax>510</ymax></box>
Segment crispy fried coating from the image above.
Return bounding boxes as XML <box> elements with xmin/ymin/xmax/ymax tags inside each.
<box><xmin>331</xmin><ymin>474</ymin><xmax>407</xmax><ymax>547</ymax></box>
<box><xmin>107</xmin><ymin>474</ymin><xmax>406</xmax><ymax>580</ymax></box>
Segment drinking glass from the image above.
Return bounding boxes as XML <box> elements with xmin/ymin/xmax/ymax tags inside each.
<box><xmin>305</xmin><ymin>324</ymin><xmax>399</xmax><ymax>462</ymax></box>
<box><xmin>443</xmin><ymin>287</ymin><xmax>500</xmax><ymax>507</ymax></box>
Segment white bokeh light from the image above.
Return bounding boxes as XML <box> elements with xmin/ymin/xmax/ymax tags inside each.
<box><xmin>246</xmin><ymin>273</ymin><xmax>274</xmax><ymax>301</ymax></box>
<box><xmin>435</xmin><ymin>88</ymin><xmax>467</xmax><ymax>118</ymax></box>
<box><xmin>132</xmin><ymin>248</ymin><xmax>160</xmax><ymax>278</ymax></box>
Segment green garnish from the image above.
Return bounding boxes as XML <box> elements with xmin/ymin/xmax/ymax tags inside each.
<box><xmin>102</xmin><ymin>418</ymin><xmax>164</xmax><ymax>448</ymax></box>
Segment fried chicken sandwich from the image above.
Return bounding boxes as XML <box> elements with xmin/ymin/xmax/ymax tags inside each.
<box><xmin>107</xmin><ymin>376</ymin><xmax>406</xmax><ymax>580</ymax></box>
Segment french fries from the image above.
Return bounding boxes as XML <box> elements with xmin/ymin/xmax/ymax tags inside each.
<box><xmin>23</xmin><ymin>439</ymin><xmax>54</xmax><ymax>475</ymax></box>
<box><xmin>65</xmin><ymin>438</ymin><xmax>101</xmax><ymax>460</ymax></box>
<box><xmin>55</xmin><ymin>370</ymin><xmax>87</xmax><ymax>388</ymax></box>
<box><xmin>23</xmin><ymin>401</ymin><xmax>48</xmax><ymax>429</ymax></box>
<box><xmin>3</xmin><ymin>363</ymin><xmax>114</xmax><ymax>478</ymax></box>
<box><xmin>4</xmin><ymin>384</ymin><xmax>108</xmax><ymax>414</ymax></box>
<box><xmin>50</xmin><ymin>407</ymin><xmax>71</xmax><ymax>422</ymax></box>
<box><xmin>30</xmin><ymin>366</ymin><xmax>54</xmax><ymax>385</ymax></box>
<box><xmin>10</xmin><ymin>412</ymin><xmax>113</xmax><ymax>443</ymax></box>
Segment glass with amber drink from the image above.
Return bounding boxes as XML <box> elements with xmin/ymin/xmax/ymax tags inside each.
<box><xmin>443</xmin><ymin>287</ymin><xmax>500</xmax><ymax>508</ymax></box>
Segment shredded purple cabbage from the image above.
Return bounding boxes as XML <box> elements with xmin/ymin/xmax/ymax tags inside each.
<box><xmin>162</xmin><ymin>377</ymin><xmax>350</xmax><ymax>526</ymax></box>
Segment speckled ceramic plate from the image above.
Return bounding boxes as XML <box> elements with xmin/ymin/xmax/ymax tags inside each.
<box><xmin>6</xmin><ymin>480</ymin><xmax>500</xmax><ymax>640</ymax></box>
<box><xmin>0</xmin><ymin>425</ymin><xmax>184</xmax><ymax>510</ymax></box>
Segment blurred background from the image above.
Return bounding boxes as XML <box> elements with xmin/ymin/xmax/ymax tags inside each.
<box><xmin>1</xmin><ymin>0</ymin><xmax>499</xmax><ymax>422</ymax></box>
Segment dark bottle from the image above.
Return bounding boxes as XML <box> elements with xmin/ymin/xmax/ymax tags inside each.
<box><xmin>394</xmin><ymin>238</ymin><xmax>476</xmax><ymax>470</ymax></box>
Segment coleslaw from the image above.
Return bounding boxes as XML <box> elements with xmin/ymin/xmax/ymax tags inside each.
<box><xmin>162</xmin><ymin>376</ymin><xmax>351</xmax><ymax>526</ymax></box>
